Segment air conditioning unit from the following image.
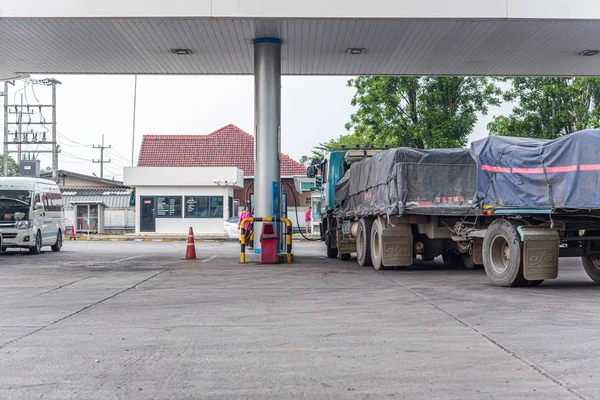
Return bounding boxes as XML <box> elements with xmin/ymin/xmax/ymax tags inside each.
<box><xmin>20</xmin><ymin>160</ymin><xmax>41</xmax><ymax>177</ymax></box>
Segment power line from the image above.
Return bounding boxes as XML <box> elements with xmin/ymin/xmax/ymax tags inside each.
<box><xmin>105</xmin><ymin>149</ymin><xmax>130</xmax><ymax>164</ymax></box>
<box><xmin>92</xmin><ymin>134</ymin><xmax>111</xmax><ymax>178</ymax></box>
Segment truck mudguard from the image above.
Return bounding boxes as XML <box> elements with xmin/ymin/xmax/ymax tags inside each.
<box><xmin>334</xmin><ymin>148</ymin><xmax>477</xmax><ymax>218</ymax></box>
<box><xmin>471</xmin><ymin>129</ymin><xmax>600</xmax><ymax>210</ymax></box>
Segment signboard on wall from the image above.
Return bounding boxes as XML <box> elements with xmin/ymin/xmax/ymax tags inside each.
<box><xmin>156</xmin><ymin>196</ymin><xmax>182</xmax><ymax>218</ymax></box>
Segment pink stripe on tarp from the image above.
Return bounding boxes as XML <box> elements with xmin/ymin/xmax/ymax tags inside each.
<box><xmin>482</xmin><ymin>165</ymin><xmax>511</xmax><ymax>173</ymax></box>
<box><xmin>580</xmin><ymin>164</ymin><xmax>600</xmax><ymax>171</ymax></box>
<box><xmin>546</xmin><ymin>165</ymin><xmax>577</xmax><ymax>173</ymax></box>
<box><xmin>512</xmin><ymin>167</ymin><xmax>544</xmax><ymax>174</ymax></box>
<box><xmin>418</xmin><ymin>201</ymin><xmax>433</xmax><ymax>206</ymax></box>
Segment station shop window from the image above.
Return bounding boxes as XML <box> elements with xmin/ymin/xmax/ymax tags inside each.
<box><xmin>185</xmin><ymin>196</ymin><xmax>223</xmax><ymax>218</ymax></box>
<box><xmin>156</xmin><ymin>196</ymin><xmax>182</xmax><ymax>218</ymax></box>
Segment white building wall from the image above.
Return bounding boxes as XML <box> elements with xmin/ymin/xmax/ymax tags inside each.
<box><xmin>135</xmin><ymin>186</ymin><xmax>235</xmax><ymax>234</ymax></box>
<box><xmin>125</xmin><ymin>167</ymin><xmax>243</xmax><ymax>235</ymax></box>
<box><xmin>124</xmin><ymin>167</ymin><xmax>243</xmax><ymax>188</ymax></box>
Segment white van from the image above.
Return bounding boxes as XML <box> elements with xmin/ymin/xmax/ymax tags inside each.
<box><xmin>0</xmin><ymin>177</ymin><xmax>65</xmax><ymax>254</ymax></box>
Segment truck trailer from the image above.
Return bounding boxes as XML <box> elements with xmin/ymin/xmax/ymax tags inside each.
<box><xmin>308</xmin><ymin>129</ymin><xmax>600</xmax><ymax>287</ymax></box>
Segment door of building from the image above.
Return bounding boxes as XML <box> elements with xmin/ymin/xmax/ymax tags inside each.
<box><xmin>140</xmin><ymin>196</ymin><xmax>155</xmax><ymax>232</ymax></box>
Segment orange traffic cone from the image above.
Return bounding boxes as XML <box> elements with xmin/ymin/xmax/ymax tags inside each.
<box><xmin>184</xmin><ymin>227</ymin><xmax>197</xmax><ymax>260</ymax></box>
<box><xmin>70</xmin><ymin>225</ymin><xmax>76</xmax><ymax>241</ymax></box>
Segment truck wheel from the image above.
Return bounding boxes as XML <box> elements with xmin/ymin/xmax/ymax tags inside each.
<box><xmin>482</xmin><ymin>219</ymin><xmax>528</xmax><ymax>287</ymax></box>
<box><xmin>370</xmin><ymin>218</ymin><xmax>384</xmax><ymax>270</ymax></box>
<box><xmin>526</xmin><ymin>280</ymin><xmax>544</xmax><ymax>287</ymax></box>
<box><xmin>356</xmin><ymin>218</ymin><xmax>373</xmax><ymax>267</ymax></box>
<box><xmin>581</xmin><ymin>255</ymin><xmax>600</xmax><ymax>283</ymax></box>
<box><xmin>442</xmin><ymin>251</ymin><xmax>463</xmax><ymax>267</ymax></box>
<box><xmin>462</xmin><ymin>254</ymin><xmax>483</xmax><ymax>270</ymax></box>
<box><xmin>326</xmin><ymin>232</ymin><xmax>338</xmax><ymax>259</ymax></box>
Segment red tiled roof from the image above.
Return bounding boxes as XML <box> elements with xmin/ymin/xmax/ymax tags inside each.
<box><xmin>137</xmin><ymin>124</ymin><xmax>307</xmax><ymax>177</ymax></box>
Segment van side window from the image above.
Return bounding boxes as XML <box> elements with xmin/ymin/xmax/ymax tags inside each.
<box><xmin>42</xmin><ymin>193</ymin><xmax>51</xmax><ymax>211</ymax></box>
<box><xmin>42</xmin><ymin>192</ymin><xmax>63</xmax><ymax>212</ymax></box>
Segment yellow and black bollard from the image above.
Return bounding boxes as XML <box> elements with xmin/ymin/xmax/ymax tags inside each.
<box><xmin>239</xmin><ymin>216</ymin><xmax>293</xmax><ymax>264</ymax></box>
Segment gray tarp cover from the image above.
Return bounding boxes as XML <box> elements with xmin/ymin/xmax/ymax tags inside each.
<box><xmin>471</xmin><ymin>129</ymin><xmax>600</xmax><ymax>209</ymax></box>
<box><xmin>333</xmin><ymin>148</ymin><xmax>477</xmax><ymax>218</ymax></box>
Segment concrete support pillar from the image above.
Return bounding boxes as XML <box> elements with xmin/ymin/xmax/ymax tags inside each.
<box><xmin>253</xmin><ymin>38</ymin><xmax>281</xmax><ymax>251</ymax></box>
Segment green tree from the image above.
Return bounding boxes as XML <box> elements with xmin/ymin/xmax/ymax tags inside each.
<box><xmin>488</xmin><ymin>77</ymin><xmax>600</xmax><ymax>139</ymax></box>
<box><xmin>300</xmin><ymin>132</ymin><xmax>374</xmax><ymax>165</ymax></box>
<box><xmin>0</xmin><ymin>154</ymin><xmax>19</xmax><ymax>177</ymax></box>
<box><xmin>345</xmin><ymin>76</ymin><xmax>500</xmax><ymax>149</ymax></box>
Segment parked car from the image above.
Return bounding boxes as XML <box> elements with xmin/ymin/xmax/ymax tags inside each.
<box><xmin>223</xmin><ymin>216</ymin><xmax>240</xmax><ymax>239</ymax></box>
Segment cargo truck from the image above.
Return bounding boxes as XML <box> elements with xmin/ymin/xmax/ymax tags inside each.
<box><xmin>308</xmin><ymin>130</ymin><xmax>600</xmax><ymax>287</ymax></box>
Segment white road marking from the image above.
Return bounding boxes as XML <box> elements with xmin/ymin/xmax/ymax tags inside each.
<box><xmin>112</xmin><ymin>255</ymin><xmax>143</xmax><ymax>263</ymax></box>
<box><xmin>201</xmin><ymin>255</ymin><xmax>218</xmax><ymax>263</ymax></box>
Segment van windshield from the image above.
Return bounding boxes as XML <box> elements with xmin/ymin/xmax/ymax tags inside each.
<box><xmin>0</xmin><ymin>190</ymin><xmax>32</xmax><ymax>207</ymax></box>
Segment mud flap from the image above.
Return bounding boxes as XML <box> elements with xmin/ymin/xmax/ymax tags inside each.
<box><xmin>517</xmin><ymin>226</ymin><xmax>559</xmax><ymax>281</ymax></box>
<box><xmin>381</xmin><ymin>224</ymin><xmax>413</xmax><ymax>267</ymax></box>
<box><xmin>336</xmin><ymin>229</ymin><xmax>356</xmax><ymax>255</ymax></box>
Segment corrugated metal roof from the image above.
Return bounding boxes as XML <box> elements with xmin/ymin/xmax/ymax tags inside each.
<box><xmin>63</xmin><ymin>194</ymin><xmax>132</xmax><ymax>209</ymax></box>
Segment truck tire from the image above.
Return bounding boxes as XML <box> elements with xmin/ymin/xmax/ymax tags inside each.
<box><xmin>370</xmin><ymin>217</ymin><xmax>384</xmax><ymax>270</ymax></box>
<box><xmin>462</xmin><ymin>254</ymin><xmax>483</xmax><ymax>270</ymax></box>
<box><xmin>442</xmin><ymin>251</ymin><xmax>463</xmax><ymax>267</ymax></box>
<box><xmin>356</xmin><ymin>218</ymin><xmax>373</xmax><ymax>267</ymax></box>
<box><xmin>482</xmin><ymin>219</ymin><xmax>528</xmax><ymax>287</ymax></box>
<box><xmin>326</xmin><ymin>231</ymin><xmax>338</xmax><ymax>259</ymax></box>
<box><xmin>581</xmin><ymin>255</ymin><xmax>600</xmax><ymax>283</ymax></box>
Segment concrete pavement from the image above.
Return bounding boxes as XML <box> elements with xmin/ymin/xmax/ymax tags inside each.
<box><xmin>0</xmin><ymin>241</ymin><xmax>598</xmax><ymax>399</ymax></box>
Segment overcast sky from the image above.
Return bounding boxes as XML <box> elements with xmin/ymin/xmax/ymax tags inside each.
<box><xmin>1</xmin><ymin>75</ymin><xmax>513</xmax><ymax>180</ymax></box>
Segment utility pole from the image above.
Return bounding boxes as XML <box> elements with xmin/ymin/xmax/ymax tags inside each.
<box><xmin>2</xmin><ymin>81</ymin><xmax>9</xmax><ymax>176</ymax></box>
<box><xmin>131</xmin><ymin>74</ymin><xmax>137</xmax><ymax>167</ymax></box>
<box><xmin>93</xmin><ymin>134</ymin><xmax>111</xmax><ymax>178</ymax></box>
<box><xmin>51</xmin><ymin>81</ymin><xmax>58</xmax><ymax>181</ymax></box>
<box><xmin>17</xmin><ymin>94</ymin><xmax>23</xmax><ymax>164</ymax></box>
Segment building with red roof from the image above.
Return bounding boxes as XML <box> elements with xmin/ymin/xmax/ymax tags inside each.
<box><xmin>138</xmin><ymin>124</ymin><xmax>307</xmax><ymax>177</ymax></box>
<box><xmin>137</xmin><ymin>124</ymin><xmax>310</xmax><ymax>210</ymax></box>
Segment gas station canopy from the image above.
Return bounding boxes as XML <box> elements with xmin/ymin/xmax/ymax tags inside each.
<box><xmin>1</xmin><ymin>0</ymin><xmax>600</xmax><ymax>80</ymax></box>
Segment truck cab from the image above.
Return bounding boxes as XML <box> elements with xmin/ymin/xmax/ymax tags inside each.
<box><xmin>308</xmin><ymin>149</ymin><xmax>381</xmax><ymax>258</ymax></box>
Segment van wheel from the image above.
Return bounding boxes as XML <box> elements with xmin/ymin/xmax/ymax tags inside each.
<box><xmin>29</xmin><ymin>231</ymin><xmax>42</xmax><ymax>255</ymax></box>
<box><xmin>51</xmin><ymin>230</ymin><xmax>62</xmax><ymax>252</ymax></box>
<box><xmin>356</xmin><ymin>218</ymin><xmax>373</xmax><ymax>267</ymax></box>
<box><xmin>482</xmin><ymin>219</ymin><xmax>528</xmax><ymax>287</ymax></box>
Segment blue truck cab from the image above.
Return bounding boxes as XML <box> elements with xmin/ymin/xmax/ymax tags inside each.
<box><xmin>308</xmin><ymin>149</ymin><xmax>381</xmax><ymax>259</ymax></box>
<box><xmin>319</xmin><ymin>151</ymin><xmax>346</xmax><ymax>213</ymax></box>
